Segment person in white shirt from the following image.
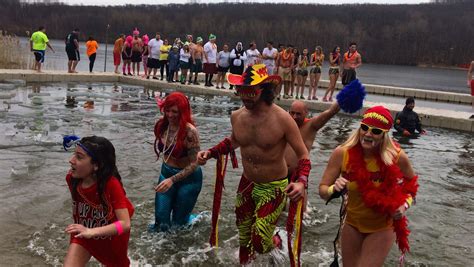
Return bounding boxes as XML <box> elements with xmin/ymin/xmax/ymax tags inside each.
<box><xmin>146</xmin><ymin>32</ymin><xmax>163</xmax><ymax>79</ymax></box>
<box><xmin>246</xmin><ymin>42</ymin><xmax>261</xmax><ymax>67</ymax></box>
<box><xmin>203</xmin><ymin>34</ymin><xmax>218</xmax><ymax>87</ymax></box>
<box><xmin>179</xmin><ymin>42</ymin><xmax>192</xmax><ymax>84</ymax></box>
<box><xmin>262</xmin><ymin>41</ymin><xmax>278</xmax><ymax>75</ymax></box>
<box><xmin>216</xmin><ymin>44</ymin><xmax>231</xmax><ymax>89</ymax></box>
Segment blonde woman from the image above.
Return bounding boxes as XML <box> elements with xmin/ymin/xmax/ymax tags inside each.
<box><xmin>309</xmin><ymin>46</ymin><xmax>324</xmax><ymax>100</ymax></box>
<box><xmin>319</xmin><ymin>106</ymin><xmax>419</xmax><ymax>267</ymax></box>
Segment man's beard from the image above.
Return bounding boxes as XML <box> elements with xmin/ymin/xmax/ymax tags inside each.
<box><xmin>242</xmin><ymin>98</ymin><xmax>261</xmax><ymax>110</ymax></box>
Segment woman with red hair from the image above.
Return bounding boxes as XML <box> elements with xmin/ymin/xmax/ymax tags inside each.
<box><xmin>152</xmin><ymin>92</ymin><xmax>202</xmax><ymax>231</ymax></box>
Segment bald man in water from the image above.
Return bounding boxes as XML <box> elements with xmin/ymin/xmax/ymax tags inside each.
<box><xmin>285</xmin><ymin>100</ymin><xmax>340</xmax><ymax>210</ymax></box>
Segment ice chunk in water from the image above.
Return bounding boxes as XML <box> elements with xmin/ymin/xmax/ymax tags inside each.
<box><xmin>11</xmin><ymin>164</ymin><xmax>29</xmax><ymax>176</ymax></box>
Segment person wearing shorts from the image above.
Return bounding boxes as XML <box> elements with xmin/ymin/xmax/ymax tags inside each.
<box><xmin>276</xmin><ymin>45</ymin><xmax>294</xmax><ymax>99</ymax></box>
<box><xmin>65</xmin><ymin>28</ymin><xmax>80</xmax><ymax>73</ymax></box>
<box><xmin>342</xmin><ymin>42</ymin><xmax>362</xmax><ymax>85</ymax></box>
<box><xmin>113</xmin><ymin>34</ymin><xmax>125</xmax><ymax>74</ymax></box>
<box><xmin>216</xmin><ymin>44</ymin><xmax>230</xmax><ymax>89</ymax></box>
<box><xmin>203</xmin><ymin>34</ymin><xmax>218</xmax><ymax>87</ymax></box>
<box><xmin>146</xmin><ymin>33</ymin><xmax>163</xmax><ymax>79</ymax></box>
<box><xmin>30</xmin><ymin>26</ymin><xmax>54</xmax><ymax>72</ymax></box>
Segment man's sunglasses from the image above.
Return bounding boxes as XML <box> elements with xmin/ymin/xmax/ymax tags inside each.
<box><xmin>235</xmin><ymin>88</ymin><xmax>261</xmax><ymax>97</ymax></box>
<box><xmin>360</xmin><ymin>123</ymin><xmax>387</xmax><ymax>135</ymax></box>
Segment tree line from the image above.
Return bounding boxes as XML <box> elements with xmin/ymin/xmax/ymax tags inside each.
<box><xmin>1</xmin><ymin>0</ymin><xmax>473</xmax><ymax>66</ymax></box>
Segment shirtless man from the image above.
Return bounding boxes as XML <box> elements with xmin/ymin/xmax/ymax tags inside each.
<box><xmin>131</xmin><ymin>29</ymin><xmax>143</xmax><ymax>76</ymax></box>
<box><xmin>276</xmin><ymin>44</ymin><xmax>295</xmax><ymax>99</ymax></box>
<box><xmin>285</xmin><ymin>101</ymin><xmax>340</xmax><ymax>211</ymax></box>
<box><xmin>190</xmin><ymin>37</ymin><xmax>204</xmax><ymax>85</ymax></box>
<box><xmin>198</xmin><ymin>64</ymin><xmax>311</xmax><ymax>266</ymax></box>
<box><xmin>341</xmin><ymin>42</ymin><xmax>362</xmax><ymax>85</ymax></box>
<box><xmin>186</xmin><ymin>34</ymin><xmax>196</xmax><ymax>84</ymax></box>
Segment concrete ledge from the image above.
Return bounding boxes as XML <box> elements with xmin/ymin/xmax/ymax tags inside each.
<box><xmin>0</xmin><ymin>69</ymin><xmax>472</xmax><ymax>132</ymax></box>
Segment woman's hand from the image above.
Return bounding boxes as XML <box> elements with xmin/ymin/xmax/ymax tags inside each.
<box><xmin>334</xmin><ymin>176</ymin><xmax>349</xmax><ymax>192</ymax></box>
<box><xmin>155</xmin><ymin>178</ymin><xmax>173</xmax><ymax>193</ymax></box>
<box><xmin>392</xmin><ymin>204</ymin><xmax>407</xmax><ymax>220</ymax></box>
<box><xmin>65</xmin><ymin>224</ymin><xmax>94</xmax><ymax>239</ymax></box>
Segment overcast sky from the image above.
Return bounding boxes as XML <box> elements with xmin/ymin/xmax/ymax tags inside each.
<box><xmin>61</xmin><ymin>0</ymin><xmax>432</xmax><ymax>6</ymax></box>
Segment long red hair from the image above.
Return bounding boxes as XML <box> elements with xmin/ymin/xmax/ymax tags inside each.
<box><xmin>154</xmin><ymin>92</ymin><xmax>194</xmax><ymax>157</ymax></box>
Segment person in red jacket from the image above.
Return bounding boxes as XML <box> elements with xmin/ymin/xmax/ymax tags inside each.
<box><xmin>63</xmin><ymin>135</ymin><xmax>134</xmax><ymax>267</ymax></box>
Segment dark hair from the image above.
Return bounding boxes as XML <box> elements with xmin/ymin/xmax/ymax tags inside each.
<box><xmin>71</xmin><ymin>136</ymin><xmax>122</xmax><ymax>216</ymax></box>
<box><xmin>406</xmin><ymin>97</ymin><xmax>415</xmax><ymax>105</ymax></box>
<box><xmin>267</xmin><ymin>41</ymin><xmax>273</xmax><ymax>45</ymax></box>
<box><xmin>88</xmin><ymin>36</ymin><xmax>94</xmax><ymax>41</ymax></box>
<box><xmin>74</xmin><ymin>28</ymin><xmax>80</xmax><ymax>32</ymax></box>
<box><xmin>349</xmin><ymin>42</ymin><xmax>357</xmax><ymax>47</ymax></box>
<box><xmin>38</xmin><ymin>26</ymin><xmax>45</xmax><ymax>31</ymax></box>
<box><xmin>278</xmin><ymin>43</ymin><xmax>284</xmax><ymax>48</ymax></box>
<box><xmin>332</xmin><ymin>46</ymin><xmax>340</xmax><ymax>54</ymax></box>
<box><xmin>260</xmin><ymin>83</ymin><xmax>275</xmax><ymax>105</ymax></box>
<box><xmin>287</xmin><ymin>44</ymin><xmax>294</xmax><ymax>48</ymax></box>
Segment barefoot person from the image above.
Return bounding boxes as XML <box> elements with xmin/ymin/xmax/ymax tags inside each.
<box><xmin>131</xmin><ymin>29</ymin><xmax>143</xmax><ymax>76</ymax></box>
<box><xmin>121</xmin><ymin>36</ymin><xmax>133</xmax><ymax>76</ymax></box>
<box><xmin>190</xmin><ymin>37</ymin><xmax>204</xmax><ymax>85</ymax></box>
<box><xmin>198</xmin><ymin>64</ymin><xmax>311</xmax><ymax>266</ymax></box>
<box><xmin>309</xmin><ymin>46</ymin><xmax>324</xmax><ymax>100</ymax></box>
<box><xmin>295</xmin><ymin>48</ymin><xmax>310</xmax><ymax>99</ymax></box>
<box><xmin>276</xmin><ymin>45</ymin><xmax>295</xmax><ymax>99</ymax></box>
<box><xmin>323</xmin><ymin>46</ymin><xmax>341</xmax><ymax>102</ymax></box>
<box><xmin>319</xmin><ymin>106</ymin><xmax>419</xmax><ymax>266</ymax></box>
<box><xmin>65</xmin><ymin>28</ymin><xmax>80</xmax><ymax>73</ymax></box>
<box><xmin>113</xmin><ymin>34</ymin><xmax>125</xmax><ymax>74</ymax></box>
<box><xmin>152</xmin><ymin>92</ymin><xmax>203</xmax><ymax>231</ymax></box>
<box><xmin>29</xmin><ymin>26</ymin><xmax>54</xmax><ymax>73</ymax></box>
<box><xmin>341</xmin><ymin>42</ymin><xmax>362</xmax><ymax>85</ymax></box>
<box><xmin>85</xmin><ymin>36</ymin><xmax>98</xmax><ymax>73</ymax></box>
<box><xmin>62</xmin><ymin>135</ymin><xmax>134</xmax><ymax>266</ymax></box>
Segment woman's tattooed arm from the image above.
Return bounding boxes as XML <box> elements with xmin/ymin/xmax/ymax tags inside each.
<box><xmin>170</xmin><ymin>126</ymin><xmax>200</xmax><ymax>183</ymax></box>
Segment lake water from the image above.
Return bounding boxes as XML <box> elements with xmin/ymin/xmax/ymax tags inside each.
<box><xmin>18</xmin><ymin>38</ymin><xmax>471</xmax><ymax>94</ymax></box>
<box><xmin>0</xmin><ymin>82</ymin><xmax>472</xmax><ymax>266</ymax></box>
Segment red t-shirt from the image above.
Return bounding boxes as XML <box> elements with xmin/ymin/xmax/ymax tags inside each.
<box><xmin>66</xmin><ymin>173</ymin><xmax>134</xmax><ymax>266</ymax></box>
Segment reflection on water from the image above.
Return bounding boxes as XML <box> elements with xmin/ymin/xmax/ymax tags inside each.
<box><xmin>0</xmin><ymin>82</ymin><xmax>472</xmax><ymax>266</ymax></box>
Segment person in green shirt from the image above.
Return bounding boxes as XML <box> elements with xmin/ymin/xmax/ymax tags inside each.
<box><xmin>29</xmin><ymin>26</ymin><xmax>54</xmax><ymax>73</ymax></box>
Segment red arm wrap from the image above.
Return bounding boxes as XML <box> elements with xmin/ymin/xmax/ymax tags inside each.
<box><xmin>208</xmin><ymin>137</ymin><xmax>238</xmax><ymax>168</ymax></box>
<box><xmin>291</xmin><ymin>159</ymin><xmax>311</xmax><ymax>188</ymax></box>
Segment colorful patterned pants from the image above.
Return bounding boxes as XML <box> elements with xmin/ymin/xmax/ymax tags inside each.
<box><xmin>235</xmin><ymin>175</ymin><xmax>288</xmax><ymax>264</ymax></box>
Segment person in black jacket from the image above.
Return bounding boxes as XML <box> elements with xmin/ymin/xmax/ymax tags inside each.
<box><xmin>394</xmin><ymin>97</ymin><xmax>426</xmax><ymax>136</ymax></box>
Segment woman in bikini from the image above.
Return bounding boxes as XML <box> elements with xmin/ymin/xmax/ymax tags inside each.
<box><xmin>152</xmin><ymin>92</ymin><xmax>203</xmax><ymax>231</ymax></box>
<box><xmin>309</xmin><ymin>46</ymin><xmax>324</xmax><ymax>100</ymax></box>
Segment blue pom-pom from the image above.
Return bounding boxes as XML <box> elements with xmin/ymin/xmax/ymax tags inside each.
<box><xmin>336</xmin><ymin>79</ymin><xmax>366</xmax><ymax>114</ymax></box>
<box><xmin>63</xmin><ymin>135</ymin><xmax>80</xmax><ymax>151</ymax></box>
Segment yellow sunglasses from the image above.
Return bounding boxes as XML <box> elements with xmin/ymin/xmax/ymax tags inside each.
<box><xmin>360</xmin><ymin>123</ymin><xmax>388</xmax><ymax>135</ymax></box>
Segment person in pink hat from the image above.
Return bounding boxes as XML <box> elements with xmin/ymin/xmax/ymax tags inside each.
<box><xmin>319</xmin><ymin>105</ymin><xmax>419</xmax><ymax>267</ymax></box>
